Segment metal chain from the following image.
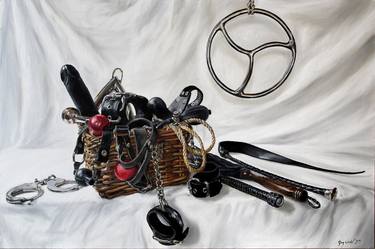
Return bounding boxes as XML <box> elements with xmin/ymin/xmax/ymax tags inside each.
<box><xmin>247</xmin><ymin>0</ymin><xmax>255</xmax><ymax>15</ymax></box>
<box><xmin>34</xmin><ymin>175</ymin><xmax>56</xmax><ymax>186</ymax></box>
<box><xmin>151</xmin><ymin>144</ymin><xmax>168</xmax><ymax>209</ymax></box>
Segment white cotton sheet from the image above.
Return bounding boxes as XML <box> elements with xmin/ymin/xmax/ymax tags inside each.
<box><xmin>0</xmin><ymin>0</ymin><xmax>374</xmax><ymax>248</ymax></box>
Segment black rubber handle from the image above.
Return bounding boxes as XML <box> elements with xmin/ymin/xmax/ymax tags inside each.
<box><xmin>60</xmin><ymin>64</ymin><xmax>98</xmax><ymax>117</ymax></box>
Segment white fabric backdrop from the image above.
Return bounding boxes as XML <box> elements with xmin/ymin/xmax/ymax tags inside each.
<box><xmin>0</xmin><ymin>0</ymin><xmax>374</xmax><ymax>248</ymax></box>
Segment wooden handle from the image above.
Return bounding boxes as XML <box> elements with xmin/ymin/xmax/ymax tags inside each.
<box><xmin>240</xmin><ymin>170</ymin><xmax>308</xmax><ymax>202</ymax></box>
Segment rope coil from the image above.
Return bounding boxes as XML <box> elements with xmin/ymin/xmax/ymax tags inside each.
<box><xmin>169</xmin><ymin>118</ymin><xmax>216</xmax><ymax>173</ymax></box>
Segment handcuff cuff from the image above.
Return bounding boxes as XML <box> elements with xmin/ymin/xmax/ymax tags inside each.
<box><xmin>6</xmin><ymin>175</ymin><xmax>80</xmax><ymax>205</ymax></box>
<box><xmin>146</xmin><ymin>144</ymin><xmax>189</xmax><ymax>246</ymax></box>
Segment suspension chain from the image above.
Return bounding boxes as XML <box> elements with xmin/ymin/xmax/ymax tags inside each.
<box><xmin>247</xmin><ymin>0</ymin><xmax>255</xmax><ymax>15</ymax></box>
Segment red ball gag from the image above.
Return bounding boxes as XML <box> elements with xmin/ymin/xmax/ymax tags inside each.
<box><xmin>114</xmin><ymin>163</ymin><xmax>138</xmax><ymax>181</ymax></box>
<box><xmin>88</xmin><ymin>115</ymin><xmax>109</xmax><ymax>136</ymax></box>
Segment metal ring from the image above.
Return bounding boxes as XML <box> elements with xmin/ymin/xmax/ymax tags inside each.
<box><xmin>46</xmin><ymin>178</ymin><xmax>81</xmax><ymax>192</ymax></box>
<box><xmin>6</xmin><ymin>183</ymin><xmax>44</xmax><ymax>205</ymax></box>
<box><xmin>112</xmin><ymin>68</ymin><xmax>123</xmax><ymax>82</ymax></box>
<box><xmin>307</xmin><ymin>196</ymin><xmax>321</xmax><ymax>209</ymax></box>
<box><xmin>206</xmin><ymin>8</ymin><xmax>296</xmax><ymax>98</ymax></box>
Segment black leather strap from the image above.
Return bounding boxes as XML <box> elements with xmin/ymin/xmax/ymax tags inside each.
<box><xmin>74</xmin><ymin>133</ymin><xmax>85</xmax><ymax>155</ymax></box>
<box><xmin>179</xmin><ymin>105</ymin><xmax>211</xmax><ymax>122</ymax></box>
<box><xmin>168</xmin><ymin>85</ymin><xmax>203</xmax><ymax>115</ymax></box>
<box><xmin>117</xmin><ymin>118</ymin><xmax>157</xmax><ymax>188</ymax></box>
<box><xmin>118</xmin><ymin>119</ymin><xmax>156</xmax><ymax>167</ymax></box>
<box><xmin>126</xmin><ymin>128</ymin><xmax>151</xmax><ymax>188</ymax></box>
<box><xmin>188</xmin><ymin>162</ymin><xmax>222</xmax><ymax>198</ymax></box>
<box><xmin>95</xmin><ymin>126</ymin><xmax>113</xmax><ymax>163</ymax></box>
<box><xmin>117</xmin><ymin>133</ymin><xmax>135</xmax><ymax>160</ymax></box>
<box><xmin>73</xmin><ymin>133</ymin><xmax>85</xmax><ymax>175</ymax></box>
<box><xmin>101</xmin><ymin>95</ymin><xmax>126</xmax><ymax>121</ymax></box>
<box><xmin>147</xmin><ymin>205</ymin><xmax>189</xmax><ymax>246</ymax></box>
<box><xmin>219</xmin><ymin>141</ymin><xmax>365</xmax><ymax>175</ymax></box>
<box><xmin>207</xmin><ymin>153</ymin><xmax>242</xmax><ymax>177</ymax></box>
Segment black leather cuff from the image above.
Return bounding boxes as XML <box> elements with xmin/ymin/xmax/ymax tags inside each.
<box><xmin>188</xmin><ymin>163</ymin><xmax>222</xmax><ymax>198</ymax></box>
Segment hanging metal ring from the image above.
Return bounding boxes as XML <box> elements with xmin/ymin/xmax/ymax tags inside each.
<box><xmin>112</xmin><ymin>68</ymin><xmax>123</xmax><ymax>82</ymax></box>
<box><xmin>206</xmin><ymin>8</ymin><xmax>296</xmax><ymax>98</ymax></box>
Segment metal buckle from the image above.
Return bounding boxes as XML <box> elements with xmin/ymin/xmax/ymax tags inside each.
<box><xmin>6</xmin><ymin>182</ymin><xmax>44</xmax><ymax>205</ymax></box>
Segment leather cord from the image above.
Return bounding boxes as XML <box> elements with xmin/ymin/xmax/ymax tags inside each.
<box><xmin>219</xmin><ymin>141</ymin><xmax>365</xmax><ymax>175</ymax></box>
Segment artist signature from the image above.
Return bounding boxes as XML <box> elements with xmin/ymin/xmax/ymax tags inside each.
<box><xmin>337</xmin><ymin>239</ymin><xmax>361</xmax><ymax>247</ymax></box>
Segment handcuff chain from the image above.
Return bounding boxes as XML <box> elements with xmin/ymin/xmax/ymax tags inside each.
<box><xmin>34</xmin><ymin>175</ymin><xmax>56</xmax><ymax>186</ymax></box>
<box><xmin>151</xmin><ymin>144</ymin><xmax>167</xmax><ymax>208</ymax></box>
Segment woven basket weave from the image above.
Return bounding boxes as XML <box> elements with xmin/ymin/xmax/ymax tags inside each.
<box><xmin>82</xmin><ymin>127</ymin><xmax>190</xmax><ymax>199</ymax></box>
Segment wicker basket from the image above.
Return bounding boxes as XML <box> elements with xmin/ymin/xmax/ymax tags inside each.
<box><xmin>82</xmin><ymin>127</ymin><xmax>190</xmax><ymax>199</ymax></box>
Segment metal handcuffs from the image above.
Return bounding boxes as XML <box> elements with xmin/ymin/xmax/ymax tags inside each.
<box><xmin>6</xmin><ymin>175</ymin><xmax>80</xmax><ymax>205</ymax></box>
